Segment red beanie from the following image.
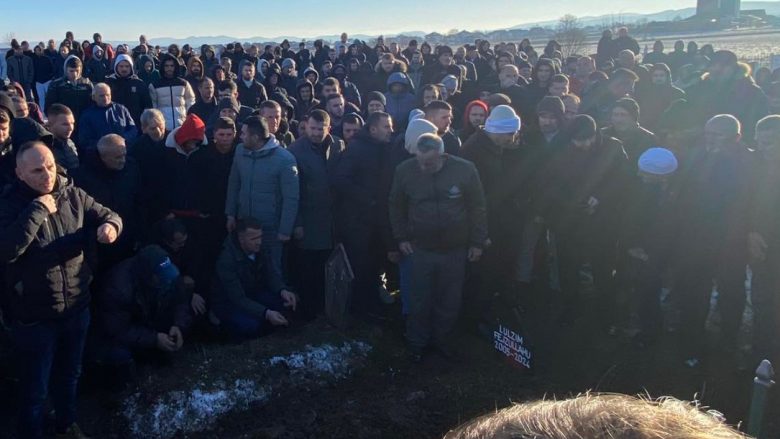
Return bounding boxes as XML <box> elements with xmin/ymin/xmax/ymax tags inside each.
<box><xmin>174</xmin><ymin>114</ymin><xmax>206</xmax><ymax>146</ymax></box>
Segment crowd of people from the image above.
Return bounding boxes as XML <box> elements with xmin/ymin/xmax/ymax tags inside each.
<box><xmin>0</xmin><ymin>26</ymin><xmax>779</xmax><ymax>438</ymax></box>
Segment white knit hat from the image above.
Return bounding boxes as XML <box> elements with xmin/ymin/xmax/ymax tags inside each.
<box><xmin>638</xmin><ymin>147</ymin><xmax>678</xmax><ymax>175</ymax></box>
<box><xmin>405</xmin><ymin>119</ymin><xmax>438</xmax><ymax>153</ymax></box>
<box><xmin>485</xmin><ymin>105</ymin><xmax>521</xmax><ymax>134</ymax></box>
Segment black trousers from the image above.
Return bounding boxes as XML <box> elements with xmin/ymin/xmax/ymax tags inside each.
<box><xmin>676</xmin><ymin>253</ymin><xmax>746</xmax><ymax>358</ymax></box>
<box><xmin>750</xmin><ymin>254</ymin><xmax>780</xmax><ymax>364</ymax></box>
<box><xmin>341</xmin><ymin>226</ymin><xmax>383</xmax><ymax>316</ymax></box>
<box><xmin>291</xmin><ymin>247</ymin><xmax>331</xmax><ymax>321</ymax></box>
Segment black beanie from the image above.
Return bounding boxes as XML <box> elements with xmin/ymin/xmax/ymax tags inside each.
<box><xmin>569</xmin><ymin>114</ymin><xmax>598</xmax><ymax>140</ymax></box>
<box><xmin>536</xmin><ymin>96</ymin><xmax>565</xmax><ymax>121</ymax></box>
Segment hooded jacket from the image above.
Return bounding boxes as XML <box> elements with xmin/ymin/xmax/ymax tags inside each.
<box><xmin>184</xmin><ymin>56</ymin><xmax>205</xmax><ymax>93</ymax></box>
<box><xmin>635</xmin><ymin>65</ymin><xmax>685</xmax><ymax>133</ymax></box>
<box><xmin>160</xmin><ymin>126</ymin><xmax>209</xmax><ymax>216</ymax></box>
<box><xmin>137</xmin><ymin>54</ymin><xmax>160</xmax><ymax>87</ymax></box>
<box><xmin>0</xmin><ymin>175</ymin><xmax>123</xmax><ymax>322</ymax></box>
<box><xmin>225</xmin><ymin>137</ymin><xmax>300</xmax><ymax>237</ymax></box>
<box><xmin>294</xmin><ymin>79</ymin><xmax>320</xmax><ymax>121</ymax></box>
<box><xmin>45</xmin><ymin>55</ymin><xmax>94</xmax><ymax>121</ymax></box>
<box><xmin>383</xmin><ymin>72</ymin><xmax>416</xmax><ymax>130</ymax></box>
<box><xmin>85</xmin><ymin>49</ymin><xmax>111</xmax><ymax>83</ymax></box>
<box><xmin>150</xmin><ymin>54</ymin><xmax>197</xmax><ymax>129</ymax></box>
<box><xmin>330</xmin><ymin>64</ymin><xmax>362</xmax><ymax>108</ymax></box>
<box><xmin>106</xmin><ymin>54</ymin><xmax>153</xmax><ymax>126</ymax></box>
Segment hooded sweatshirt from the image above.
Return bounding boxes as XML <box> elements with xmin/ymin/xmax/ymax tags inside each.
<box><xmin>149</xmin><ymin>54</ymin><xmax>197</xmax><ymax>129</ymax></box>
<box><xmin>383</xmin><ymin>72</ymin><xmax>416</xmax><ymax>130</ymax></box>
<box><xmin>137</xmin><ymin>54</ymin><xmax>161</xmax><ymax>87</ymax></box>
<box><xmin>106</xmin><ymin>54</ymin><xmax>153</xmax><ymax>126</ymax></box>
<box><xmin>45</xmin><ymin>55</ymin><xmax>94</xmax><ymax>121</ymax></box>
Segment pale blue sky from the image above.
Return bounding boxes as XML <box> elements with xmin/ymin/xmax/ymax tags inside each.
<box><xmin>3</xmin><ymin>0</ymin><xmax>698</xmax><ymax>42</ymax></box>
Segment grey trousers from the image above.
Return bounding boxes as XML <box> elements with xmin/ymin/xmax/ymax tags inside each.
<box><xmin>406</xmin><ymin>247</ymin><xmax>468</xmax><ymax>349</ymax></box>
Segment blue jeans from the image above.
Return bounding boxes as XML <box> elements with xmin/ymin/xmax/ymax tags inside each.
<box><xmin>10</xmin><ymin>307</ymin><xmax>91</xmax><ymax>438</ymax></box>
<box><xmin>214</xmin><ymin>290</ymin><xmax>285</xmax><ymax>340</ymax></box>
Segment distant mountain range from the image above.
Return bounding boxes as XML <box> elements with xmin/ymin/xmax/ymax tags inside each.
<box><xmin>110</xmin><ymin>1</ymin><xmax>780</xmax><ymax>47</ymax></box>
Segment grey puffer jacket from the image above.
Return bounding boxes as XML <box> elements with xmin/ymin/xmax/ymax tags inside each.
<box><xmin>225</xmin><ymin>136</ymin><xmax>300</xmax><ymax>236</ymax></box>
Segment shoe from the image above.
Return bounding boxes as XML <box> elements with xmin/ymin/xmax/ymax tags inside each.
<box><xmin>56</xmin><ymin>423</ymin><xmax>91</xmax><ymax>439</ymax></box>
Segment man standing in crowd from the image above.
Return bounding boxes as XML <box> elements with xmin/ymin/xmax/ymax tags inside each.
<box><xmin>423</xmin><ymin>100</ymin><xmax>461</xmax><ymax>155</ymax></box>
<box><xmin>600</xmin><ymin>97</ymin><xmax>657</xmax><ymax>164</ymax></box>
<box><xmin>78</xmin><ymin>83</ymin><xmax>137</xmax><ymax>152</ymax></box>
<box><xmin>225</xmin><ymin>116</ymin><xmax>299</xmax><ymax>279</ymax></box>
<box><xmin>675</xmin><ymin>114</ymin><xmax>753</xmax><ymax>368</ymax></box>
<box><xmin>0</xmin><ymin>141</ymin><xmax>122</xmax><ymax>438</ymax></box>
<box><xmin>236</xmin><ymin>61</ymin><xmax>268</xmax><ymax>110</ymax></box>
<box><xmin>390</xmin><ymin>133</ymin><xmax>487</xmax><ymax>361</ymax></box>
<box><xmin>45</xmin><ymin>56</ymin><xmax>94</xmax><ymax>124</ymax></box>
<box><xmin>288</xmin><ymin>110</ymin><xmax>344</xmax><ymax>321</ymax></box>
<box><xmin>45</xmin><ymin>103</ymin><xmax>80</xmax><ymax>172</ymax></box>
<box><xmin>547</xmin><ymin>115</ymin><xmax>630</xmax><ymax>330</ymax></box>
<box><xmin>7</xmin><ymin>40</ymin><xmax>35</xmax><ymax>101</ymax></box>
<box><xmin>106</xmin><ymin>53</ymin><xmax>153</xmax><ymax>127</ymax></box>
<box><xmin>334</xmin><ymin>111</ymin><xmax>394</xmax><ymax>320</ymax></box>
<box><xmin>73</xmin><ymin>134</ymin><xmax>140</xmax><ymax>271</ymax></box>
<box><xmin>150</xmin><ymin>54</ymin><xmax>196</xmax><ymax>130</ymax></box>
<box><xmin>749</xmin><ymin>115</ymin><xmax>780</xmax><ymax>366</ymax></box>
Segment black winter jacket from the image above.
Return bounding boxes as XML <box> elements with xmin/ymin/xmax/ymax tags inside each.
<box><xmin>0</xmin><ymin>176</ymin><xmax>122</xmax><ymax>322</ymax></box>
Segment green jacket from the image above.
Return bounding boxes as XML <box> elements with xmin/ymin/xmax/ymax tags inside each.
<box><xmin>389</xmin><ymin>155</ymin><xmax>488</xmax><ymax>252</ymax></box>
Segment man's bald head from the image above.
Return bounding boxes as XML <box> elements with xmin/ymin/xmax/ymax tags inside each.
<box><xmin>92</xmin><ymin>83</ymin><xmax>112</xmax><ymax>107</ymax></box>
<box><xmin>705</xmin><ymin>114</ymin><xmax>742</xmax><ymax>152</ymax></box>
<box><xmin>16</xmin><ymin>141</ymin><xmax>57</xmax><ymax>194</ymax></box>
<box><xmin>97</xmin><ymin>134</ymin><xmax>127</xmax><ymax>170</ymax></box>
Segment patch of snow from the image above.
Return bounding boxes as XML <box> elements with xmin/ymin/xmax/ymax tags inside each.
<box><xmin>268</xmin><ymin>341</ymin><xmax>372</xmax><ymax>378</ymax></box>
<box><xmin>122</xmin><ymin>341</ymin><xmax>372</xmax><ymax>438</ymax></box>
<box><xmin>123</xmin><ymin>378</ymin><xmax>267</xmax><ymax>438</ymax></box>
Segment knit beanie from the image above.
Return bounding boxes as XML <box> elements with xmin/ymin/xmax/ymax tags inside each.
<box><xmin>404</xmin><ymin>119</ymin><xmax>438</xmax><ymax>153</ymax></box>
<box><xmin>282</xmin><ymin>58</ymin><xmax>295</xmax><ymax>69</ymax></box>
<box><xmin>174</xmin><ymin>114</ymin><xmax>206</xmax><ymax>146</ymax></box>
<box><xmin>485</xmin><ymin>105</ymin><xmax>522</xmax><ymax>134</ymax></box>
<box><xmin>536</xmin><ymin>96</ymin><xmax>565</xmax><ymax>121</ymax></box>
<box><xmin>218</xmin><ymin>96</ymin><xmax>240</xmax><ymax>114</ymax></box>
<box><xmin>612</xmin><ymin>97</ymin><xmax>640</xmax><ymax>122</ymax></box>
<box><xmin>569</xmin><ymin>114</ymin><xmax>598</xmax><ymax>141</ymax></box>
<box><xmin>638</xmin><ymin>147</ymin><xmax>678</xmax><ymax>175</ymax></box>
<box><xmin>365</xmin><ymin>91</ymin><xmax>386</xmax><ymax>107</ymax></box>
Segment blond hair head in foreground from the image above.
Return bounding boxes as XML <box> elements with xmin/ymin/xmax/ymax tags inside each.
<box><xmin>444</xmin><ymin>393</ymin><xmax>748</xmax><ymax>439</ymax></box>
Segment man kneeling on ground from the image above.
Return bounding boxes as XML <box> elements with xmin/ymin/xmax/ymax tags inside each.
<box><xmin>212</xmin><ymin>217</ymin><xmax>298</xmax><ymax>339</ymax></box>
<box><xmin>93</xmin><ymin>245</ymin><xmax>192</xmax><ymax>385</ymax></box>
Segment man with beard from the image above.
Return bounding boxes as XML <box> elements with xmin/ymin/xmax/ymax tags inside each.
<box><xmin>288</xmin><ymin>110</ymin><xmax>345</xmax><ymax>320</ymax></box>
<box><xmin>600</xmin><ymin>97</ymin><xmax>657</xmax><ymax>165</ymax></box>
<box><xmin>546</xmin><ymin>115</ymin><xmax>630</xmax><ymax>331</ymax></box>
<box><xmin>106</xmin><ymin>54</ymin><xmax>152</xmax><ymax>127</ymax></box>
<box><xmin>333</xmin><ymin>111</ymin><xmax>394</xmax><ymax>320</ymax></box>
<box><xmin>236</xmin><ymin>60</ymin><xmax>267</xmax><ymax>110</ymax></box>
<box><xmin>635</xmin><ymin>63</ymin><xmax>685</xmax><ymax>133</ymax></box>
<box><xmin>688</xmin><ymin>50</ymin><xmax>768</xmax><ymax>140</ymax></box>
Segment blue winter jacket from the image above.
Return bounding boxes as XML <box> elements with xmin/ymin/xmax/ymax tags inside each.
<box><xmin>77</xmin><ymin>102</ymin><xmax>138</xmax><ymax>152</ymax></box>
<box><xmin>225</xmin><ymin>137</ymin><xmax>300</xmax><ymax>237</ymax></box>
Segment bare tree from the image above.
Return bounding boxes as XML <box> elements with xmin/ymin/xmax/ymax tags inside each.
<box><xmin>4</xmin><ymin>32</ymin><xmax>16</xmax><ymax>46</ymax></box>
<box><xmin>556</xmin><ymin>15</ymin><xmax>587</xmax><ymax>57</ymax></box>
